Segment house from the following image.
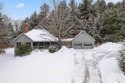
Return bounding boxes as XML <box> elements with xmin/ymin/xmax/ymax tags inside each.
<box><xmin>13</xmin><ymin>25</ymin><xmax>95</xmax><ymax>52</ymax></box>
<box><xmin>13</xmin><ymin>25</ymin><xmax>58</xmax><ymax>52</ymax></box>
<box><xmin>72</xmin><ymin>31</ymin><xmax>95</xmax><ymax>49</ymax></box>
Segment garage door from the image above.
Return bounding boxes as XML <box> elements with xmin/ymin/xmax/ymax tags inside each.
<box><xmin>74</xmin><ymin>43</ymin><xmax>82</xmax><ymax>49</ymax></box>
<box><xmin>84</xmin><ymin>44</ymin><xmax>93</xmax><ymax>49</ymax></box>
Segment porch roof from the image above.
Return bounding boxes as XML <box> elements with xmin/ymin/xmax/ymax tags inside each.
<box><xmin>61</xmin><ymin>38</ymin><xmax>73</xmax><ymax>42</ymax></box>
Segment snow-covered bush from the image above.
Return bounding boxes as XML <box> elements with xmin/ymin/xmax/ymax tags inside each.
<box><xmin>15</xmin><ymin>44</ymin><xmax>32</xmax><ymax>57</ymax></box>
<box><xmin>118</xmin><ymin>49</ymin><xmax>125</xmax><ymax>74</ymax></box>
<box><xmin>49</xmin><ymin>46</ymin><xmax>57</xmax><ymax>53</ymax></box>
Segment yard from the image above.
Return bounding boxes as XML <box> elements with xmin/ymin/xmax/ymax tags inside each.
<box><xmin>0</xmin><ymin>42</ymin><xmax>125</xmax><ymax>83</ymax></box>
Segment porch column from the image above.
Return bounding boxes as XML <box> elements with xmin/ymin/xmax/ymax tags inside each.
<box><xmin>38</xmin><ymin>42</ymin><xmax>39</xmax><ymax>49</ymax></box>
<box><xmin>43</xmin><ymin>42</ymin><xmax>45</xmax><ymax>49</ymax></box>
<box><xmin>50</xmin><ymin>42</ymin><xmax>51</xmax><ymax>46</ymax></box>
<box><xmin>31</xmin><ymin>42</ymin><xmax>33</xmax><ymax>50</ymax></box>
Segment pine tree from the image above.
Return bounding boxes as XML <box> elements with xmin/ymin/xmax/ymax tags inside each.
<box><xmin>29</xmin><ymin>11</ymin><xmax>38</xmax><ymax>30</ymax></box>
<box><xmin>0</xmin><ymin>13</ymin><xmax>9</xmax><ymax>48</ymax></box>
<box><xmin>79</xmin><ymin>0</ymin><xmax>91</xmax><ymax>20</ymax></box>
<box><xmin>69</xmin><ymin>0</ymin><xmax>76</xmax><ymax>12</ymax></box>
<box><xmin>7</xmin><ymin>23</ymin><xmax>14</xmax><ymax>42</ymax></box>
<box><xmin>38</xmin><ymin>3</ymin><xmax>50</xmax><ymax>30</ymax></box>
<box><xmin>118</xmin><ymin>49</ymin><xmax>125</xmax><ymax>74</ymax></box>
<box><xmin>101</xmin><ymin>8</ymin><xmax>125</xmax><ymax>42</ymax></box>
<box><xmin>107</xmin><ymin>2</ymin><xmax>114</xmax><ymax>9</ymax></box>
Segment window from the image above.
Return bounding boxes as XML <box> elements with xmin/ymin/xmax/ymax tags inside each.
<box><xmin>17</xmin><ymin>42</ymin><xmax>21</xmax><ymax>46</ymax></box>
<box><xmin>26</xmin><ymin>42</ymin><xmax>31</xmax><ymax>46</ymax></box>
<box><xmin>51</xmin><ymin>42</ymin><xmax>57</xmax><ymax>45</ymax></box>
<box><xmin>44</xmin><ymin>42</ymin><xmax>50</xmax><ymax>45</ymax></box>
<box><xmin>84</xmin><ymin>44</ymin><xmax>92</xmax><ymax>46</ymax></box>
<box><xmin>33</xmin><ymin>42</ymin><xmax>38</xmax><ymax>46</ymax></box>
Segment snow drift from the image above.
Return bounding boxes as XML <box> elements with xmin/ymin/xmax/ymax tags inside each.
<box><xmin>0</xmin><ymin>42</ymin><xmax>125</xmax><ymax>83</ymax></box>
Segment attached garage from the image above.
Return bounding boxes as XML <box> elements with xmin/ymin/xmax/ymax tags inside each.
<box><xmin>72</xmin><ymin>31</ymin><xmax>95</xmax><ymax>49</ymax></box>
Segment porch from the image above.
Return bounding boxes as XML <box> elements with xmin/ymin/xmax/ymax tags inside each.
<box><xmin>33</xmin><ymin>42</ymin><xmax>58</xmax><ymax>50</ymax></box>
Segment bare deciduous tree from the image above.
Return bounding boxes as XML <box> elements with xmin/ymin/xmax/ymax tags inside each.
<box><xmin>50</xmin><ymin>0</ymin><xmax>75</xmax><ymax>48</ymax></box>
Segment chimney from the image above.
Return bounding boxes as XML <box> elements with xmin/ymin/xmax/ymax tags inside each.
<box><xmin>24</xmin><ymin>21</ymin><xmax>28</xmax><ymax>33</ymax></box>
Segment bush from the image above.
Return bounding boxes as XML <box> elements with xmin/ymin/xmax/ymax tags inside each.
<box><xmin>15</xmin><ymin>44</ymin><xmax>32</xmax><ymax>57</ymax></box>
<box><xmin>118</xmin><ymin>49</ymin><xmax>125</xmax><ymax>74</ymax></box>
<box><xmin>49</xmin><ymin>46</ymin><xmax>57</xmax><ymax>53</ymax></box>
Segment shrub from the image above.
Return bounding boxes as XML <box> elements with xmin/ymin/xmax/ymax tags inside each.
<box><xmin>118</xmin><ymin>49</ymin><xmax>125</xmax><ymax>74</ymax></box>
<box><xmin>49</xmin><ymin>46</ymin><xmax>57</xmax><ymax>53</ymax></box>
<box><xmin>15</xmin><ymin>44</ymin><xmax>32</xmax><ymax>57</ymax></box>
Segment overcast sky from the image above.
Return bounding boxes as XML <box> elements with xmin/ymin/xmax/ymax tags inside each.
<box><xmin>2</xmin><ymin>0</ymin><xmax>123</xmax><ymax>20</ymax></box>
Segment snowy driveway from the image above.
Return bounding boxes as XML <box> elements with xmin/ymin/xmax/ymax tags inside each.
<box><xmin>0</xmin><ymin>42</ymin><xmax>125</xmax><ymax>83</ymax></box>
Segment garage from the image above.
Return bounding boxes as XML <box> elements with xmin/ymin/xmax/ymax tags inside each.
<box><xmin>72</xmin><ymin>31</ymin><xmax>95</xmax><ymax>49</ymax></box>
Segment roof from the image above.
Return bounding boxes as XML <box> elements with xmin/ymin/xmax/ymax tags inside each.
<box><xmin>24</xmin><ymin>26</ymin><xmax>57</xmax><ymax>42</ymax></box>
<box><xmin>61</xmin><ymin>38</ymin><xmax>73</xmax><ymax>42</ymax></box>
<box><xmin>14</xmin><ymin>25</ymin><xmax>58</xmax><ymax>42</ymax></box>
<box><xmin>73</xmin><ymin>30</ymin><xmax>95</xmax><ymax>41</ymax></box>
<box><xmin>14</xmin><ymin>26</ymin><xmax>94</xmax><ymax>43</ymax></box>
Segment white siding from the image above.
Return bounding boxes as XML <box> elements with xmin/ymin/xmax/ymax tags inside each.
<box><xmin>72</xmin><ymin>31</ymin><xmax>95</xmax><ymax>49</ymax></box>
<box><xmin>14</xmin><ymin>34</ymin><xmax>33</xmax><ymax>52</ymax></box>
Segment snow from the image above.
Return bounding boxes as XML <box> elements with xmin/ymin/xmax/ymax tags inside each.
<box><xmin>61</xmin><ymin>38</ymin><xmax>73</xmax><ymax>42</ymax></box>
<box><xmin>99</xmin><ymin>57</ymin><xmax>125</xmax><ymax>83</ymax></box>
<box><xmin>94</xmin><ymin>42</ymin><xmax>123</xmax><ymax>52</ymax></box>
<box><xmin>0</xmin><ymin>48</ymin><xmax>74</xmax><ymax>83</ymax></box>
<box><xmin>0</xmin><ymin>42</ymin><xmax>125</xmax><ymax>83</ymax></box>
<box><xmin>25</xmin><ymin>28</ymin><xmax>57</xmax><ymax>42</ymax></box>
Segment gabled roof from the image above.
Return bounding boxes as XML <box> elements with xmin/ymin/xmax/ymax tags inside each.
<box><xmin>14</xmin><ymin>25</ymin><xmax>95</xmax><ymax>43</ymax></box>
<box><xmin>24</xmin><ymin>25</ymin><xmax>57</xmax><ymax>42</ymax></box>
<box><xmin>73</xmin><ymin>30</ymin><xmax>95</xmax><ymax>41</ymax></box>
<box><xmin>14</xmin><ymin>25</ymin><xmax>58</xmax><ymax>42</ymax></box>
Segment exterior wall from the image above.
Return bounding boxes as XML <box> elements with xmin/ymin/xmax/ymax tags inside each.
<box><xmin>72</xmin><ymin>31</ymin><xmax>95</xmax><ymax>49</ymax></box>
<box><xmin>14</xmin><ymin>34</ymin><xmax>33</xmax><ymax>52</ymax></box>
<box><xmin>62</xmin><ymin>41</ymin><xmax>72</xmax><ymax>48</ymax></box>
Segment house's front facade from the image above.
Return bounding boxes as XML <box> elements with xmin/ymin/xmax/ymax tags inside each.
<box><xmin>13</xmin><ymin>25</ymin><xmax>58</xmax><ymax>52</ymax></box>
<box><xmin>13</xmin><ymin>25</ymin><xmax>95</xmax><ymax>52</ymax></box>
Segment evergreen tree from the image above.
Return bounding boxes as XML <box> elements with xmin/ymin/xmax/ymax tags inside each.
<box><xmin>101</xmin><ymin>8</ymin><xmax>125</xmax><ymax>42</ymax></box>
<box><xmin>7</xmin><ymin>23</ymin><xmax>14</xmax><ymax>42</ymax></box>
<box><xmin>38</xmin><ymin>3</ymin><xmax>50</xmax><ymax>30</ymax></box>
<box><xmin>107</xmin><ymin>2</ymin><xmax>114</xmax><ymax>9</ymax></box>
<box><xmin>79</xmin><ymin>0</ymin><xmax>92</xmax><ymax>20</ymax></box>
<box><xmin>29</xmin><ymin>11</ymin><xmax>39</xmax><ymax>30</ymax></box>
<box><xmin>0</xmin><ymin>13</ymin><xmax>9</xmax><ymax>48</ymax></box>
<box><xmin>69</xmin><ymin>0</ymin><xmax>76</xmax><ymax>12</ymax></box>
<box><xmin>118</xmin><ymin>49</ymin><xmax>125</xmax><ymax>74</ymax></box>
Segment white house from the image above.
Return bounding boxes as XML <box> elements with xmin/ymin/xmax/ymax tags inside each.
<box><xmin>13</xmin><ymin>25</ymin><xmax>58</xmax><ymax>51</ymax></box>
<box><xmin>13</xmin><ymin>25</ymin><xmax>95</xmax><ymax>51</ymax></box>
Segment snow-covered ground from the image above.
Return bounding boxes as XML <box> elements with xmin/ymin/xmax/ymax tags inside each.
<box><xmin>0</xmin><ymin>42</ymin><xmax>125</xmax><ymax>83</ymax></box>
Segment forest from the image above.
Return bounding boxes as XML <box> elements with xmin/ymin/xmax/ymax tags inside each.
<box><xmin>0</xmin><ymin>0</ymin><xmax>125</xmax><ymax>47</ymax></box>
<box><xmin>23</xmin><ymin>0</ymin><xmax>125</xmax><ymax>42</ymax></box>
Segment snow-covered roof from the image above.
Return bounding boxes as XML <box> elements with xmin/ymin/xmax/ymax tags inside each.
<box><xmin>61</xmin><ymin>38</ymin><xmax>73</xmax><ymax>42</ymax></box>
<box><xmin>73</xmin><ymin>30</ymin><xmax>95</xmax><ymax>41</ymax></box>
<box><xmin>24</xmin><ymin>26</ymin><xmax>57</xmax><ymax>42</ymax></box>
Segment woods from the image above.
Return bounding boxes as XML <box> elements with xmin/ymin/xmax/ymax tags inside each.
<box><xmin>0</xmin><ymin>0</ymin><xmax>125</xmax><ymax>46</ymax></box>
<box><xmin>19</xmin><ymin>0</ymin><xmax>125</xmax><ymax>45</ymax></box>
